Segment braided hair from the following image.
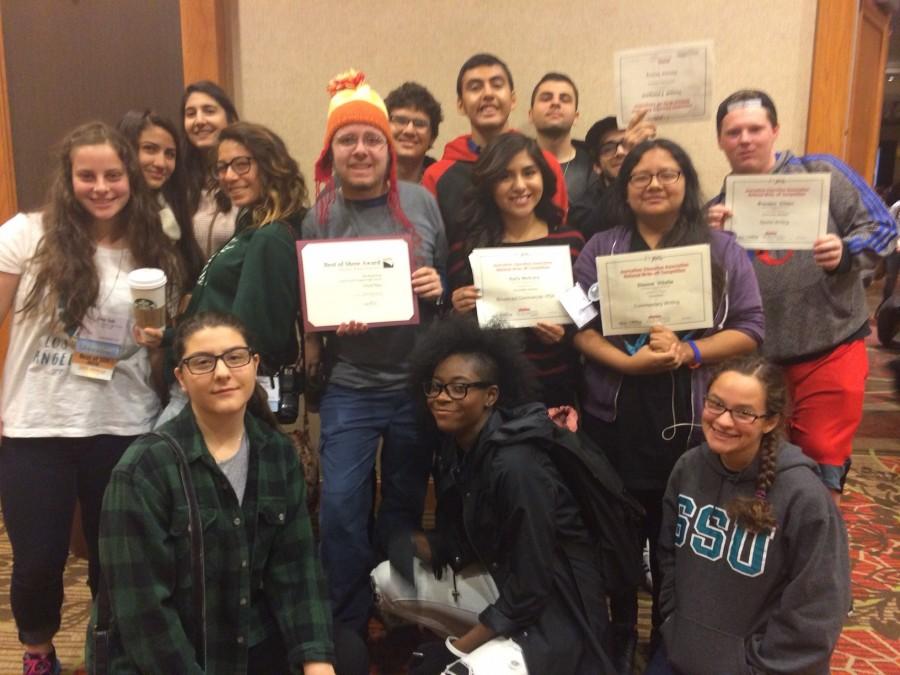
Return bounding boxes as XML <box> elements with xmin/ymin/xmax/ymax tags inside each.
<box><xmin>709</xmin><ymin>355</ymin><xmax>789</xmax><ymax>533</ymax></box>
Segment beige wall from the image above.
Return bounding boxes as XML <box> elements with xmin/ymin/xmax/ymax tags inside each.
<box><xmin>230</xmin><ymin>0</ymin><xmax>817</xmax><ymax>198</ymax></box>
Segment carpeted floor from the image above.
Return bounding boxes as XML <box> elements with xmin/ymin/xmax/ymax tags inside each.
<box><xmin>0</xmin><ymin>293</ymin><xmax>898</xmax><ymax>674</ymax></box>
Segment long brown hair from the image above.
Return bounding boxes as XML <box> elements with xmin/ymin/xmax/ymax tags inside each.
<box><xmin>21</xmin><ymin>122</ymin><xmax>178</xmax><ymax>332</ymax></box>
<box><xmin>709</xmin><ymin>355</ymin><xmax>789</xmax><ymax>533</ymax></box>
<box><xmin>214</xmin><ymin>122</ymin><xmax>309</xmax><ymax>229</ymax></box>
<box><xmin>117</xmin><ymin>109</ymin><xmax>205</xmax><ymax>291</ymax></box>
<box><xmin>459</xmin><ymin>131</ymin><xmax>563</xmax><ymax>256</ymax></box>
<box><xmin>182</xmin><ymin>81</ymin><xmax>239</xmax><ymax>214</ymax></box>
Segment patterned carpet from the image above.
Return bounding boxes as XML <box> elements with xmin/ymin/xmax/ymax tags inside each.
<box><xmin>0</xmin><ymin>300</ymin><xmax>898</xmax><ymax>674</ymax></box>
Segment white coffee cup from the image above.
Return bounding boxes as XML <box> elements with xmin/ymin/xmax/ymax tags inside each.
<box><xmin>128</xmin><ymin>268</ymin><xmax>167</xmax><ymax>329</ymax></box>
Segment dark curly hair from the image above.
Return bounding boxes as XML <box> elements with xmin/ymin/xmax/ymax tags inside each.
<box><xmin>707</xmin><ymin>355</ymin><xmax>789</xmax><ymax>534</ymax></box>
<box><xmin>408</xmin><ymin>315</ymin><xmax>538</xmax><ymax>409</ymax></box>
<box><xmin>458</xmin><ymin>131</ymin><xmax>563</xmax><ymax>257</ymax></box>
<box><xmin>384</xmin><ymin>81</ymin><xmax>443</xmax><ymax>141</ymax></box>
<box><xmin>214</xmin><ymin>122</ymin><xmax>309</xmax><ymax>230</ymax></box>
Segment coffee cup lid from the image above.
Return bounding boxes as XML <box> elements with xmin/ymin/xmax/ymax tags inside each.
<box><xmin>127</xmin><ymin>267</ymin><xmax>167</xmax><ymax>290</ymax></box>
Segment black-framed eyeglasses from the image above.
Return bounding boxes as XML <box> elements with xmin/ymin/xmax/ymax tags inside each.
<box><xmin>598</xmin><ymin>140</ymin><xmax>626</xmax><ymax>158</ymax></box>
<box><xmin>390</xmin><ymin>114</ymin><xmax>430</xmax><ymax>130</ymax></box>
<box><xmin>703</xmin><ymin>396</ymin><xmax>771</xmax><ymax>425</ymax></box>
<box><xmin>214</xmin><ymin>156</ymin><xmax>254</xmax><ymax>178</ymax></box>
<box><xmin>628</xmin><ymin>169</ymin><xmax>682</xmax><ymax>188</ymax></box>
<box><xmin>180</xmin><ymin>347</ymin><xmax>255</xmax><ymax>375</ymax></box>
<box><xmin>423</xmin><ymin>379</ymin><xmax>494</xmax><ymax>400</ymax></box>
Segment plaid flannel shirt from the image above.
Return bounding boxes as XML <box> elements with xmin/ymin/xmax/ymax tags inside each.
<box><xmin>97</xmin><ymin>406</ymin><xmax>334</xmax><ymax>674</ymax></box>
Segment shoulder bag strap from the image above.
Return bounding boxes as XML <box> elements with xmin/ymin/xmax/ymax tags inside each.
<box><xmin>147</xmin><ymin>431</ymin><xmax>207</xmax><ymax>671</ymax></box>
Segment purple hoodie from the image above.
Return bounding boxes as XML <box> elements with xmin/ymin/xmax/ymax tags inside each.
<box><xmin>573</xmin><ymin>226</ymin><xmax>764</xmax><ymax>442</ymax></box>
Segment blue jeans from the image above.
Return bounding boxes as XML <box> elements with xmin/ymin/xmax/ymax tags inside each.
<box><xmin>318</xmin><ymin>384</ymin><xmax>434</xmax><ymax>631</ymax></box>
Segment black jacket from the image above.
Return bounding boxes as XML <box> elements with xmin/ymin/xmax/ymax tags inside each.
<box><xmin>429</xmin><ymin>404</ymin><xmax>613</xmax><ymax>675</ymax></box>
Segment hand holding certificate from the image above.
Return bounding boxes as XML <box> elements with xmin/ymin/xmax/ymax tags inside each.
<box><xmin>595</xmin><ymin>244</ymin><xmax>713</xmax><ymax>336</ymax></box>
<box><xmin>724</xmin><ymin>173</ymin><xmax>831</xmax><ymax>250</ymax></box>
<box><xmin>297</xmin><ymin>236</ymin><xmax>419</xmax><ymax>332</ymax></box>
<box><xmin>469</xmin><ymin>245</ymin><xmax>574</xmax><ymax>328</ymax></box>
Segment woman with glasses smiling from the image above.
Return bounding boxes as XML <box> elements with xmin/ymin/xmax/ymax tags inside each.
<box><xmin>647</xmin><ymin>355</ymin><xmax>849</xmax><ymax>675</ymax></box>
<box><xmin>572</xmin><ymin>139</ymin><xmax>764</xmax><ymax>668</ymax></box>
<box><xmin>98</xmin><ymin>311</ymin><xmax>372</xmax><ymax>674</ymax></box>
<box><xmin>371</xmin><ymin>316</ymin><xmax>611</xmax><ymax>675</ymax></box>
<box><xmin>137</xmin><ymin>121</ymin><xmax>308</xmax><ymax>423</ymax></box>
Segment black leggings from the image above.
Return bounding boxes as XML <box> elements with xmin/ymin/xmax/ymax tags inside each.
<box><xmin>0</xmin><ymin>434</ymin><xmax>134</xmax><ymax>644</ymax></box>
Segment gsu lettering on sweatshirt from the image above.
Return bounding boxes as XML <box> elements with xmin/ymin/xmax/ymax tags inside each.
<box><xmin>675</xmin><ymin>494</ymin><xmax>774</xmax><ymax>578</ymax></box>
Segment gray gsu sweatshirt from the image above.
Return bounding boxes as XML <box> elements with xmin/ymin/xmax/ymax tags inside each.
<box><xmin>657</xmin><ymin>441</ymin><xmax>850</xmax><ymax>674</ymax></box>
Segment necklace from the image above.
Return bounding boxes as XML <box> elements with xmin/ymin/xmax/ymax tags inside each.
<box><xmin>96</xmin><ymin>247</ymin><xmax>126</xmax><ymax>308</ymax></box>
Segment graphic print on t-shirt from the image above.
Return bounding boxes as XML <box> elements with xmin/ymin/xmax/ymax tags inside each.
<box><xmin>675</xmin><ymin>494</ymin><xmax>775</xmax><ymax>578</ymax></box>
<box><xmin>31</xmin><ymin>333</ymin><xmax>73</xmax><ymax>372</ymax></box>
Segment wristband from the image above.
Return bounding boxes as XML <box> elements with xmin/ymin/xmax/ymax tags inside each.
<box><xmin>687</xmin><ymin>340</ymin><xmax>702</xmax><ymax>368</ymax></box>
<box><xmin>446</xmin><ymin>636</ymin><xmax>467</xmax><ymax>658</ymax></box>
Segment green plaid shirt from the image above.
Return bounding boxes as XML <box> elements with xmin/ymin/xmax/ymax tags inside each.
<box><xmin>97</xmin><ymin>406</ymin><xmax>334</xmax><ymax>674</ymax></box>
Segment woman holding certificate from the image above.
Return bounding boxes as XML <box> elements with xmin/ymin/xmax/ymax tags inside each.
<box><xmin>449</xmin><ymin>132</ymin><xmax>584</xmax><ymax>407</ymax></box>
<box><xmin>572</xmin><ymin>139</ymin><xmax>764</xmax><ymax>665</ymax></box>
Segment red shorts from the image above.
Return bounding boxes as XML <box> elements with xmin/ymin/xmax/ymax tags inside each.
<box><xmin>784</xmin><ymin>339</ymin><xmax>868</xmax><ymax>474</ymax></box>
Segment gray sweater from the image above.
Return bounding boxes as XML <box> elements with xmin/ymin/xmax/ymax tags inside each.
<box><xmin>713</xmin><ymin>151</ymin><xmax>897</xmax><ymax>362</ymax></box>
<box><xmin>301</xmin><ymin>182</ymin><xmax>447</xmax><ymax>389</ymax></box>
<box><xmin>658</xmin><ymin>441</ymin><xmax>850</xmax><ymax>675</ymax></box>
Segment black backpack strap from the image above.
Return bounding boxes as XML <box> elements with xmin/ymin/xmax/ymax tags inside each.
<box><xmin>146</xmin><ymin>431</ymin><xmax>207</xmax><ymax>671</ymax></box>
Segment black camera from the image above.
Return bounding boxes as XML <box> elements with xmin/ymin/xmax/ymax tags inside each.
<box><xmin>275</xmin><ymin>366</ymin><xmax>305</xmax><ymax>424</ymax></box>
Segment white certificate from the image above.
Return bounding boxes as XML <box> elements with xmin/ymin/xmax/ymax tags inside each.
<box><xmin>724</xmin><ymin>173</ymin><xmax>831</xmax><ymax>250</ymax></box>
<box><xmin>614</xmin><ymin>40</ymin><xmax>713</xmax><ymax>127</ymax></box>
<box><xmin>596</xmin><ymin>244</ymin><xmax>713</xmax><ymax>336</ymax></box>
<box><xmin>470</xmin><ymin>245</ymin><xmax>574</xmax><ymax>328</ymax></box>
<box><xmin>297</xmin><ymin>236</ymin><xmax>418</xmax><ymax>332</ymax></box>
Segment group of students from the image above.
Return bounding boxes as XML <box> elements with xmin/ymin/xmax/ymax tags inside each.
<box><xmin>0</xmin><ymin>49</ymin><xmax>893</xmax><ymax>675</ymax></box>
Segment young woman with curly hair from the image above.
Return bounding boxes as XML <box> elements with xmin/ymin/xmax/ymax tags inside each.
<box><xmin>371</xmin><ymin>315</ymin><xmax>612</xmax><ymax>675</ymax></box>
<box><xmin>0</xmin><ymin>121</ymin><xmax>179</xmax><ymax>674</ymax></box>
<box><xmin>138</xmin><ymin>121</ymin><xmax>309</xmax><ymax>423</ymax></box>
<box><xmin>649</xmin><ymin>355</ymin><xmax>850</xmax><ymax>675</ymax></box>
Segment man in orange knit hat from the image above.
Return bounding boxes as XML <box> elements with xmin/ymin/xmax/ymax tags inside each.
<box><xmin>301</xmin><ymin>70</ymin><xmax>448</xmax><ymax>635</ymax></box>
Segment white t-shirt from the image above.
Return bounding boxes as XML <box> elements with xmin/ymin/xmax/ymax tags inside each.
<box><xmin>0</xmin><ymin>212</ymin><xmax>161</xmax><ymax>437</ymax></box>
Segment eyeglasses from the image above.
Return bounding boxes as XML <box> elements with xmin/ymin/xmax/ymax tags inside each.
<box><xmin>703</xmin><ymin>396</ymin><xmax>771</xmax><ymax>425</ymax></box>
<box><xmin>423</xmin><ymin>379</ymin><xmax>494</xmax><ymax>400</ymax></box>
<box><xmin>180</xmin><ymin>346</ymin><xmax>255</xmax><ymax>375</ymax></box>
<box><xmin>214</xmin><ymin>156</ymin><xmax>254</xmax><ymax>178</ymax></box>
<box><xmin>628</xmin><ymin>169</ymin><xmax>682</xmax><ymax>188</ymax></box>
<box><xmin>390</xmin><ymin>114</ymin><xmax>430</xmax><ymax>131</ymax></box>
<box><xmin>333</xmin><ymin>133</ymin><xmax>388</xmax><ymax>150</ymax></box>
<box><xmin>598</xmin><ymin>140</ymin><xmax>626</xmax><ymax>158</ymax></box>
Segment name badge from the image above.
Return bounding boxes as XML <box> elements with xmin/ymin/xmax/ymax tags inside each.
<box><xmin>71</xmin><ymin>310</ymin><xmax>129</xmax><ymax>380</ymax></box>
